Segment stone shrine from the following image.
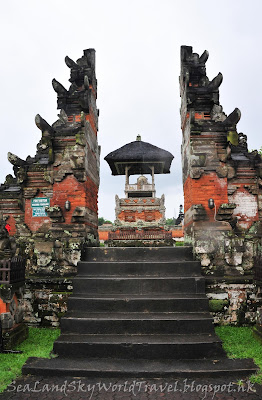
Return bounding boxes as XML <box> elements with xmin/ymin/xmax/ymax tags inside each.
<box><xmin>105</xmin><ymin>135</ymin><xmax>174</xmax><ymax>245</ymax></box>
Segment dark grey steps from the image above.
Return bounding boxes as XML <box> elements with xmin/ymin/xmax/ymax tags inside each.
<box><xmin>60</xmin><ymin>312</ymin><xmax>214</xmax><ymax>334</ymax></box>
<box><xmin>73</xmin><ymin>276</ymin><xmax>205</xmax><ymax>295</ymax></box>
<box><xmin>77</xmin><ymin>260</ymin><xmax>201</xmax><ymax>276</ymax></box>
<box><xmin>67</xmin><ymin>294</ymin><xmax>209</xmax><ymax>312</ymax></box>
<box><xmin>53</xmin><ymin>333</ymin><xmax>225</xmax><ymax>359</ymax></box>
<box><xmin>22</xmin><ymin>245</ymin><xmax>258</xmax><ymax>379</ymax></box>
<box><xmin>23</xmin><ymin>357</ymin><xmax>258</xmax><ymax>378</ymax></box>
<box><xmin>83</xmin><ymin>246</ymin><xmax>194</xmax><ymax>262</ymax></box>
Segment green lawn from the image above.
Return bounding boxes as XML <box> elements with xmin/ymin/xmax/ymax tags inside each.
<box><xmin>215</xmin><ymin>326</ymin><xmax>262</xmax><ymax>384</ymax></box>
<box><xmin>0</xmin><ymin>327</ymin><xmax>60</xmax><ymax>392</ymax></box>
<box><xmin>0</xmin><ymin>326</ymin><xmax>261</xmax><ymax>393</ymax></box>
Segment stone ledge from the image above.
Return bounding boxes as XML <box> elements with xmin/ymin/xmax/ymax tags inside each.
<box><xmin>205</xmin><ymin>275</ymin><xmax>254</xmax><ymax>284</ymax></box>
<box><xmin>2</xmin><ymin>322</ymin><xmax>28</xmax><ymax>350</ymax></box>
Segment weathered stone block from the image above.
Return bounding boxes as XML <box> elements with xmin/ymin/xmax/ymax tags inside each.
<box><xmin>0</xmin><ymin>312</ymin><xmax>14</xmax><ymax>329</ymax></box>
<box><xmin>200</xmin><ymin>253</ymin><xmax>211</xmax><ymax>266</ymax></box>
<box><xmin>195</xmin><ymin>240</ymin><xmax>216</xmax><ymax>254</ymax></box>
<box><xmin>14</xmin><ymin>306</ymin><xmax>24</xmax><ymax>324</ymax></box>
<box><xmin>225</xmin><ymin>252</ymin><xmax>243</xmax><ymax>266</ymax></box>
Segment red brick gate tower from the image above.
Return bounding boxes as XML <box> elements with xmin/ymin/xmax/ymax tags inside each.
<box><xmin>0</xmin><ymin>49</ymin><xmax>100</xmax><ymax>275</ymax></box>
<box><xmin>180</xmin><ymin>46</ymin><xmax>262</xmax><ymax>324</ymax></box>
<box><xmin>0</xmin><ymin>50</ymin><xmax>100</xmax><ymax>327</ymax></box>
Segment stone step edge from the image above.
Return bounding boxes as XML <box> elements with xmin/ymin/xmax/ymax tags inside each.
<box><xmin>22</xmin><ymin>357</ymin><xmax>258</xmax><ymax>378</ymax></box>
<box><xmin>73</xmin><ymin>276</ymin><xmax>205</xmax><ymax>280</ymax></box>
<box><xmin>62</xmin><ymin>312</ymin><xmax>213</xmax><ymax>320</ymax></box>
<box><xmin>68</xmin><ymin>294</ymin><xmax>208</xmax><ymax>299</ymax></box>
<box><xmin>55</xmin><ymin>333</ymin><xmax>222</xmax><ymax>344</ymax></box>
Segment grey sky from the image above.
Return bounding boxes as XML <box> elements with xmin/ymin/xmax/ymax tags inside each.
<box><xmin>0</xmin><ymin>0</ymin><xmax>261</xmax><ymax>221</ymax></box>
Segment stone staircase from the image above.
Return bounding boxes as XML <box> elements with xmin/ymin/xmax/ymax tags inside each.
<box><xmin>23</xmin><ymin>247</ymin><xmax>257</xmax><ymax>378</ymax></box>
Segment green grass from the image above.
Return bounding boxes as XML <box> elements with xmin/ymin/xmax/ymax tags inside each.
<box><xmin>0</xmin><ymin>327</ymin><xmax>60</xmax><ymax>393</ymax></box>
<box><xmin>0</xmin><ymin>326</ymin><xmax>261</xmax><ymax>392</ymax></box>
<box><xmin>215</xmin><ymin>326</ymin><xmax>262</xmax><ymax>384</ymax></box>
<box><xmin>175</xmin><ymin>241</ymin><xmax>184</xmax><ymax>246</ymax></box>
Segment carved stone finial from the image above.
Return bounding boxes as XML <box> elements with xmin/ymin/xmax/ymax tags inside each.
<box><xmin>210</xmin><ymin>105</ymin><xmax>227</xmax><ymax>122</ymax></box>
<box><xmin>223</xmin><ymin>108</ymin><xmax>241</xmax><ymax>126</ymax></box>
<box><xmin>52</xmin><ymin>79</ymin><xmax>68</xmax><ymax>96</ymax></box>
<box><xmin>65</xmin><ymin>56</ymin><xmax>79</xmax><ymax>69</ymax></box>
<box><xmin>7</xmin><ymin>152</ymin><xmax>26</xmax><ymax>167</ymax></box>
<box><xmin>199</xmin><ymin>50</ymin><xmax>209</xmax><ymax>64</ymax></box>
<box><xmin>56</xmin><ymin>109</ymin><xmax>68</xmax><ymax>124</ymax></box>
<box><xmin>238</xmin><ymin>132</ymin><xmax>248</xmax><ymax>150</ymax></box>
<box><xmin>4</xmin><ymin>174</ymin><xmax>16</xmax><ymax>185</ymax></box>
<box><xmin>35</xmin><ymin>114</ymin><xmax>54</xmax><ymax>137</ymax></box>
<box><xmin>208</xmin><ymin>72</ymin><xmax>223</xmax><ymax>90</ymax></box>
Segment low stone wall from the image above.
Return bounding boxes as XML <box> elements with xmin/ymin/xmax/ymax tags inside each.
<box><xmin>107</xmin><ymin>239</ymin><xmax>174</xmax><ymax>247</ymax></box>
<box><xmin>24</xmin><ymin>277</ymin><xmax>73</xmax><ymax>327</ymax></box>
<box><xmin>21</xmin><ymin>273</ymin><xmax>262</xmax><ymax>327</ymax></box>
<box><xmin>206</xmin><ymin>278</ymin><xmax>260</xmax><ymax>325</ymax></box>
<box><xmin>2</xmin><ymin>323</ymin><xmax>28</xmax><ymax>350</ymax></box>
<box><xmin>183</xmin><ymin>223</ymin><xmax>262</xmax><ymax>325</ymax></box>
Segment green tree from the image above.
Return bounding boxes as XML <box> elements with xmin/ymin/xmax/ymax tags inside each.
<box><xmin>166</xmin><ymin>218</ymin><xmax>175</xmax><ymax>226</ymax></box>
<box><xmin>98</xmin><ymin>217</ymin><xmax>112</xmax><ymax>226</ymax></box>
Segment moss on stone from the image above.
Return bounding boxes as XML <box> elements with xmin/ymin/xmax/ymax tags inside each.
<box><xmin>227</xmin><ymin>130</ymin><xmax>238</xmax><ymax>146</ymax></box>
<box><xmin>48</xmin><ymin>148</ymin><xmax>53</xmax><ymax>162</ymax></box>
<box><xmin>220</xmin><ymin>203</ymin><xmax>236</xmax><ymax>209</ymax></box>
<box><xmin>209</xmin><ymin>299</ymin><xmax>229</xmax><ymax>312</ymax></box>
<box><xmin>198</xmin><ymin>155</ymin><xmax>206</xmax><ymax>166</ymax></box>
<box><xmin>248</xmin><ymin>222</ymin><xmax>261</xmax><ymax>234</ymax></box>
<box><xmin>75</xmin><ymin>133</ymin><xmax>85</xmax><ymax>146</ymax></box>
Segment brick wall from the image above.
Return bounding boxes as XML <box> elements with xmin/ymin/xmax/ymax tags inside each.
<box><xmin>229</xmin><ymin>187</ymin><xmax>259</xmax><ymax>229</ymax></box>
<box><xmin>184</xmin><ymin>173</ymin><xmax>228</xmax><ymax>219</ymax></box>
<box><xmin>117</xmin><ymin>210</ymin><xmax>163</xmax><ymax>223</ymax></box>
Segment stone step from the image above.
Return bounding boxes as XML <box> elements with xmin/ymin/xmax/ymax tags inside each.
<box><xmin>67</xmin><ymin>294</ymin><xmax>209</xmax><ymax>313</ymax></box>
<box><xmin>77</xmin><ymin>260</ymin><xmax>201</xmax><ymax>276</ymax></box>
<box><xmin>83</xmin><ymin>246</ymin><xmax>193</xmax><ymax>262</ymax></box>
<box><xmin>53</xmin><ymin>333</ymin><xmax>225</xmax><ymax>359</ymax></box>
<box><xmin>22</xmin><ymin>357</ymin><xmax>258</xmax><ymax>378</ymax></box>
<box><xmin>60</xmin><ymin>312</ymin><xmax>214</xmax><ymax>334</ymax></box>
<box><xmin>21</xmin><ymin>245</ymin><xmax>259</xmax><ymax>381</ymax></box>
<box><xmin>72</xmin><ymin>276</ymin><xmax>205</xmax><ymax>295</ymax></box>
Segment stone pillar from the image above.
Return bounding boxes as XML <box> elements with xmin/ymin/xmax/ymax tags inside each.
<box><xmin>0</xmin><ymin>49</ymin><xmax>100</xmax><ymax>326</ymax></box>
<box><xmin>179</xmin><ymin>46</ymin><xmax>262</xmax><ymax>324</ymax></box>
<box><xmin>150</xmin><ymin>166</ymin><xmax>155</xmax><ymax>198</ymax></box>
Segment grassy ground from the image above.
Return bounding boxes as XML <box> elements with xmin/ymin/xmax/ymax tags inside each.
<box><xmin>0</xmin><ymin>326</ymin><xmax>261</xmax><ymax>392</ymax></box>
<box><xmin>215</xmin><ymin>326</ymin><xmax>262</xmax><ymax>384</ymax></box>
<box><xmin>0</xmin><ymin>327</ymin><xmax>60</xmax><ymax>392</ymax></box>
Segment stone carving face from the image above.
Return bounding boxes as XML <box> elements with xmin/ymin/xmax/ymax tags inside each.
<box><xmin>137</xmin><ymin>175</ymin><xmax>148</xmax><ymax>188</ymax></box>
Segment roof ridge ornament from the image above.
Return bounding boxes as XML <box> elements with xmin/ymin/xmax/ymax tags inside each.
<box><xmin>136</xmin><ymin>134</ymin><xmax>141</xmax><ymax>141</ymax></box>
